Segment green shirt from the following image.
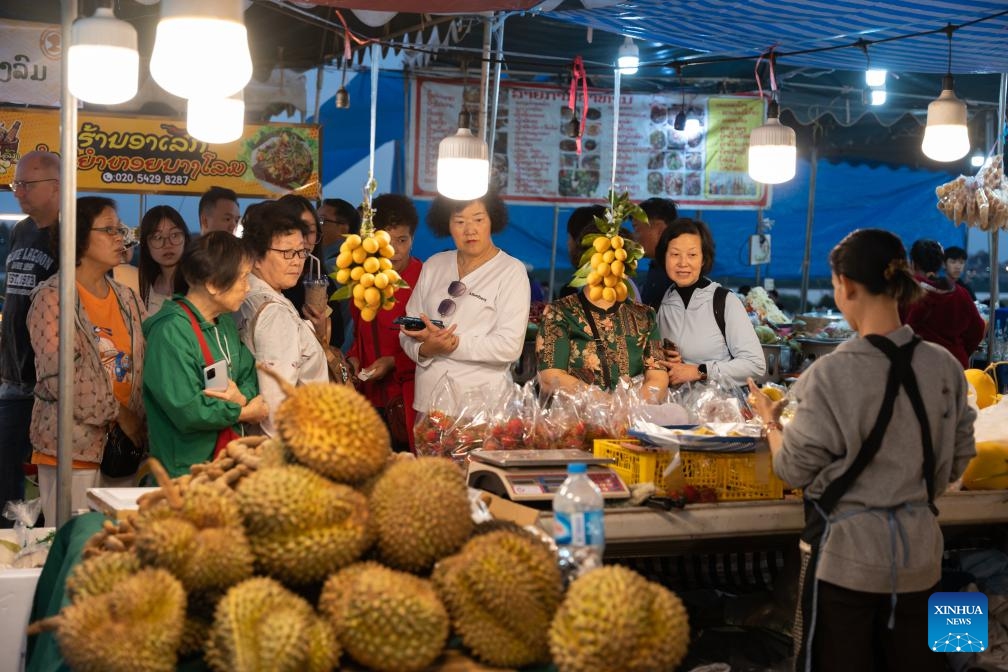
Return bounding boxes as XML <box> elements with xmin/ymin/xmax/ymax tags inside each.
<box><xmin>142</xmin><ymin>296</ymin><xmax>259</xmax><ymax>478</ymax></box>
<box><xmin>536</xmin><ymin>291</ymin><xmax>663</xmax><ymax>391</ymax></box>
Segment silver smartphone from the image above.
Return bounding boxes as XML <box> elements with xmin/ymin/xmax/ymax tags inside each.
<box><xmin>203</xmin><ymin>360</ymin><xmax>229</xmax><ymax>391</ymax></box>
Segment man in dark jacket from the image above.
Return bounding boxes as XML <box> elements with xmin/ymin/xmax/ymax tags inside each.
<box><xmin>635</xmin><ymin>197</ymin><xmax>678</xmax><ymax>309</ymax></box>
<box><xmin>1</xmin><ymin>150</ymin><xmax>60</xmax><ymax>522</ymax></box>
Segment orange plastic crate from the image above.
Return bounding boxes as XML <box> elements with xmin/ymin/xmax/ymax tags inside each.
<box><xmin>593</xmin><ymin>438</ymin><xmax>785</xmax><ymax>501</ymax></box>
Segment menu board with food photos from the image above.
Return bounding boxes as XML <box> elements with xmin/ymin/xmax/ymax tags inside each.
<box><xmin>412</xmin><ymin>78</ymin><xmax>769</xmax><ymax>209</ymax></box>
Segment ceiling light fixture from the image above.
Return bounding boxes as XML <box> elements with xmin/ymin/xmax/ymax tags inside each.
<box><xmin>150</xmin><ymin>0</ymin><xmax>252</xmax><ymax>99</ymax></box>
<box><xmin>870</xmin><ymin>89</ymin><xmax>887</xmax><ymax>106</ymax></box>
<box><xmin>970</xmin><ymin>153</ymin><xmax>986</xmax><ymax>168</ymax></box>
<box><xmin>335</xmin><ymin>57</ymin><xmax>350</xmax><ymax>109</ymax></box>
<box><xmin>437</xmin><ymin>108</ymin><xmax>489</xmax><ymax>201</ymax></box>
<box><xmin>866</xmin><ymin>68</ymin><xmax>887</xmax><ymax>88</ymax></box>
<box><xmin>921</xmin><ymin>25</ymin><xmax>970</xmax><ymax>162</ymax></box>
<box><xmin>617</xmin><ymin>36</ymin><xmax>639</xmax><ymax>75</ymax></box>
<box><xmin>673</xmin><ymin>66</ymin><xmax>687</xmax><ymax>131</ymax></box>
<box><xmin>186</xmin><ymin>90</ymin><xmax>245</xmax><ymax>144</ymax></box>
<box><xmin>68</xmin><ymin>6</ymin><xmax>139</xmax><ymax>105</ymax></box>
<box><xmin>748</xmin><ymin>98</ymin><xmax>796</xmax><ymax>184</ymax></box>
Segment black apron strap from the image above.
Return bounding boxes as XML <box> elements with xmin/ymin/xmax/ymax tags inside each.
<box><xmin>794</xmin><ymin>334</ymin><xmax>937</xmax><ymax>671</ymax></box>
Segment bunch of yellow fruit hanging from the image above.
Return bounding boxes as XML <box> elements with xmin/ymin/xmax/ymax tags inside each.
<box><xmin>570</xmin><ymin>190</ymin><xmax>646</xmax><ymax>302</ymax></box>
<box><xmin>331</xmin><ymin>180</ymin><xmax>408</xmax><ymax>322</ymax></box>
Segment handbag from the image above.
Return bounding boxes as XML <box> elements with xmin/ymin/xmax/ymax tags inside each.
<box><xmin>101</xmin><ymin>423</ymin><xmax>146</xmax><ymax>478</ymax></box>
<box><xmin>178</xmin><ymin>300</ymin><xmax>244</xmax><ymax>461</ymax></box>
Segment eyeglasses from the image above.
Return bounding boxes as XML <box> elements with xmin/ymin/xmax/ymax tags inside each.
<box><xmin>320</xmin><ymin>217</ymin><xmax>346</xmax><ymax>228</ymax></box>
<box><xmin>437</xmin><ymin>280</ymin><xmax>467</xmax><ymax>317</ymax></box>
<box><xmin>91</xmin><ymin>226</ymin><xmax>128</xmax><ymax>238</ymax></box>
<box><xmin>10</xmin><ymin>178</ymin><xmax>57</xmax><ymax>192</ymax></box>
<box><xmin>148</xmin><ymin>231</ymin><xmax>185</xmax><ymax>248</ymax></box>
<box><xmin>270</xmin><ymin>247</ymin><xmax>309</xmax><ymax>260</ymax></box>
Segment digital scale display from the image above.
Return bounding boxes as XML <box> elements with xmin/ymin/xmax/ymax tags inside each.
<box><xmin>506</xmin><ymin>470</ymin><xmax>627</xmax><ymax>496</ymax></box>
<box><xmin>467</xmin><ymin>450</ymin><xmax>631</xmax><ymax>503</ymax></box>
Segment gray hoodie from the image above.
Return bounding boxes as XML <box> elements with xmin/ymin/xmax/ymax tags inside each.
<box><xmin>776</xmin><ymin>325</ymin><xmax>976</xmax><ymax>593</ymax></box>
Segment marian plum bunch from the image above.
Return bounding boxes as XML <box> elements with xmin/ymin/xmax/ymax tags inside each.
<box><xmin>569</xmin><ymin>190</ymin><xmax>646</xmax><ymax>302</ymax></box>
<box><xmin>332</xmin><ymin>230</ymin><xmax>403</xmax><ymax>322</ymax></box>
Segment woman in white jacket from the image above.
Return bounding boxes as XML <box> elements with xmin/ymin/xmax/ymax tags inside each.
<box><xmin>237</xmin><ymin>201</ymin><xmax>332</xmax><ymax>435</ymax></box>
<box><xmin>400</xmin><ymin>190</ymin><xmax>530</xmax><ymax>417</ymax></box>
<box><xmin>656</xmin><ymin>218</ymin><xmax>765</xmax><ymax>386</ymax></box>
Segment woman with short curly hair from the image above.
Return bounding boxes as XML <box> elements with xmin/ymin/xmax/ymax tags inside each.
<box><xmin>400</xmin><ymin>190</ymin><xmax>529</xmax><ymax>419</ymax></box>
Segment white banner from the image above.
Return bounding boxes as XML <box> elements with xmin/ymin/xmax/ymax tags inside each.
<box><xmin>0</xmin><ymin>19</ymin><xmax>62</xmax><ymax>108</ymax></box>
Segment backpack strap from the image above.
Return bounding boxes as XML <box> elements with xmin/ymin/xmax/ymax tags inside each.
<box><xmin>712</xmin><ymin>285</ymin><xmax>732</xmax><ymax>357</ymax></box>
<box><xmin>176</xmin><ymin>300</ymin><xmax>214</xmax><ymax>366</ymax></box>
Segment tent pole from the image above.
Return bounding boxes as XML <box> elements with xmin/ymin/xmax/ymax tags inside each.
<box><xmin>57</xmin><ymin>0</ymin><xmax>79</xmax><ymax>527</ymax></box>
<box><xmin>799</xmin><ymin>144</ymin><xmax>818</xmax><ymax>314</ymax></box>
<box><xmin>479</xmin><ymin>16</ymin><xmax>491</xmax><ymax>145</ymax></box>
<box><xmin>487</xmin><ymin>14</ymin><xmax>506</xmax><ymax>159</ymax></box>
<box><xmin>754</xmin><ymin>208</ymin><xmax>763</xmax><ymax>287</ymax></box>
<box><xmin>987</xmin><ymin>72</ymin><xmax>1006</xmax><ymax>362</ymax></box>
<box><xmin>548</xmin><ymin>204</ymin><xmax>559</xmax><ymax>300</ymax></box>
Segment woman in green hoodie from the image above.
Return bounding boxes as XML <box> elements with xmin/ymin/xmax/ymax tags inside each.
<box><xmin>142</xmin><ymin>231</ymin><xmax>267</xmax><ymax>477</ymax></box>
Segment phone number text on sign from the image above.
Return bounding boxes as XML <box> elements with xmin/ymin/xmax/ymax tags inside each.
<box><xmin>100</xmin><ymin>172</ymin><xmax>190</xmax><ymax>187</ymax></box>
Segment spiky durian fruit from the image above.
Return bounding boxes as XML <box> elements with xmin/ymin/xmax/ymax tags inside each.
<box><xmin>236</xmin><ymin>464</ymin><xmax>371</xmax><ymax>585</ymax></box>
<box><xmin>268</xmin><ymin>373</ymin><xmax>391</xmax><ymax>483</ymax></box>
<box><xmin>50</xmin><ymin>568</ymin><xmax>185</xmax><ymax>672</ymax></box>
<box><xmin>548</xmin><ymin>565</ymin><xmax>690</xmax><ymax>672</ymax></box>
<box><xmin>205</xmin><ymin>577</ymin><xmax>339</xmax><ymax>672</ymax></box>
<box><xmin>134</xmin><ymin>479</ymin><xmax>254</xmax><ymax>593</ymax></box>
<box><xmin>432</xmin><ymin>529</ymin><xmax>563</xmax><ymax>667</ymax></box>
<box><xmin>319</xmin><ymin>562</ymin><xmax>449</xmax><ymax>672</ymax></box>
<box><xmin>65</xmin><ymin>551</ymin><xmax>141</xmax><ymax>602</ymax></box>
<box><xmin>369</xmin><ymin>457</ymin><xmax>474</xmax><ymax>573</ymax></box>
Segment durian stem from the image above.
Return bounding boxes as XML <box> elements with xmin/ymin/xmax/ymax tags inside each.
<box><xmin>26</xmin><ymin>616</ymin><xmax>60</xmax><ymax>635</ymax></box>
<box><xmin>257</xmin><ymin>362</ymin><xmax>297</xmax><ymax>397</ymax></box>
<box><xmin>147</xmin><ymin>457</ymin><xmax>183</xmax><ymax>510</ymax></box>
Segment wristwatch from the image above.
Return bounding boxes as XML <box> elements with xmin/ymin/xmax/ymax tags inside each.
<box><xmin>697</xmin><ymin>364</ymin><xmax>708</xmax><ymax>382</ymax></box>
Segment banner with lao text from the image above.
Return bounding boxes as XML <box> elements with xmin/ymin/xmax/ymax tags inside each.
<box><xmin>0</xmin><ymin>20</ymin><xmax>62</xmax><ymax>108</ymax></box>
<box><xmin>0</xmin><ymin>107</ymin><xmax>321</xmax><ymax>198</ymax></box>
<box><xmin>412</xmin><ymin>78</ymin><xmax>769</xmax><ymax>209</ymax></box>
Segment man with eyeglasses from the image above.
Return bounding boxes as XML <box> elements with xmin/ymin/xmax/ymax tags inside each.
<box><xmin>1</xmin><ymin>150</ymin><xmax>60</xmax><ymax>523</ymax></box>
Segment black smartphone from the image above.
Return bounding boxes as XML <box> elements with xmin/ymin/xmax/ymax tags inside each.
<box><xmin>393</xmin><ymin>315</ymin><xmax>445</xmax><ymax>331</ymax></box>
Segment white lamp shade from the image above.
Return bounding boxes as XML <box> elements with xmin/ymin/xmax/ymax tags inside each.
<box><xmin>865</xmin><ymin>69</ymin><xmax>887</xmax><ymax>87</ymax></box>
<box><xmin>150</xmin><ymin>0</ymin><xmax>252</xmax><ymax>99</ymax></box>
<box><xmin>922</xmin><ymin>87</ymin><xmax>969</xmax><ymax>162</ymax></box>
<box><xmin>186</xmin><ymin>94</ymin><xmax>245</xmax><ymax>144</ymax></box>
<box><xmin>351</xmin><ymin>10</ymin><xmax>396</xmax><ymax>27</ymax></box>
<box><xmin>68</xmin><ymin>8</ymin><xmax>139</xmax><ymax>105</ymax></box>
<box><xmin>436</xmin><ymin>128</ymin><xmax>489</xmax><ymax>200</ymax></box>
<box><xmin>617</xmin><ymin>36</ymin><xmax>639</xmax><ymax>75</ymax></box>
<box><xmin>748</xmin><ymin>117</ymin><xmax>797</xmax><ymax>184</ymax></box>
<box><xmin>683</xmin><ymin>117</ymin><xmax>702</xmax><ymax>136</ymax></box>
<box><xmin>870</xmin><ymin>89</ymin><xmax>887</xmax><ymax>106</ymax></box>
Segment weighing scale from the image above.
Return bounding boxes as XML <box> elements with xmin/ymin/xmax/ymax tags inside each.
<box><xmin>467</xmin><ymin>449</ymin><xmax>630</xmax><ymax>505</ymax></box>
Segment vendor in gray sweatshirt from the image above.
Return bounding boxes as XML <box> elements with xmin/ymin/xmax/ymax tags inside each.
<box><xmin>749</xmin><ymin>228</ymin><xmax>975</xmax><ymax>672</ymax></box>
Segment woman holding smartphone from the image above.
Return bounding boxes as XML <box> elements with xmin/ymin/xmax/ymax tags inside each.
<box><xmin>142</xmin><ymin>232</ymin><xmax>267</xmax><ymax>477</ymax></box>
<box><xmin>400</xmin><ymin>190</ymin><xmax>529</xmax><ymax>420</ymax></box>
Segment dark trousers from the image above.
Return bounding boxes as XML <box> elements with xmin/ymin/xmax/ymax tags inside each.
<box><xmin>811</xmin><ymin>580</ymin><xmax>946</xmax><ymax>672</ymax></box>
<box><xmin>0</xmin><ymin>396</ymin><xmax>34</xmax><ymax>528</ymax></box>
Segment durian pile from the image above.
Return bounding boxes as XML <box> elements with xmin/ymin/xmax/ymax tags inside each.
<box><xmin>569</xmin><ymin>190</ymin><xmax>646</xmax><ymax>302</ymax></box>
<box><xmin>331</xmin><ymin>178</ymin><xmax>408</xmax><ymax>322</ymax></box>
<box><xmin>31</xmin><ymin>368</ymin><xmax>690</xmax><ymax>672</ymax></box>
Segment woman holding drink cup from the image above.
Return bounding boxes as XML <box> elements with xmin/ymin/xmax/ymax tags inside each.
<box><xmin>237</xmin><ymin>201</ymin><xmax>332</xmax><ymax>436</ymax></box>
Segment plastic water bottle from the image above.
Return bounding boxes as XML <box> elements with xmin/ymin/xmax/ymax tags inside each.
<box><xmin>552</xmin><ymin>462</ymin><xmax>605</xmax><ymax>581</ymax></box>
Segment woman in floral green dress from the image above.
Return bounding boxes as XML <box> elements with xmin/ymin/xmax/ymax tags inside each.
<box><xmin>536</xmin><ymin>287</ymin><xmax>667</xmax><ymax>399</ymax></box>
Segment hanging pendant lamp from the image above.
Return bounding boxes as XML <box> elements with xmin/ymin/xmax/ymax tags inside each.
<box><xmin>68</xmin><ymin>7</ymin><xmax>139</xmax><ymax>105</ymax></box>
<box><xmin>921</xmin><ymin>27</ymin><xmax>969</xmax><ymax>162</ymax></box>
<box><xmin>150</xmin><ymin>0</ymin><xmax>252</xmax><ymax>99</ymax></box>
<box><xmin>616</xmin><ymin>36</ymin><xmax>639</xmax><ymax>75</ymax></box>
<box><xmin>436</xmin><ymin>109</ymin><xmax>489</xmax><ymax>201</ymax></box>
<box><xmin>187</xmin><ymin>91</ymin><xmax>245</xmax><ymax>144</ymax></box>
<box><xmin>748</xmin><ymin>99</ymin><xmax>796</xmax><ymax>184</ymax></box>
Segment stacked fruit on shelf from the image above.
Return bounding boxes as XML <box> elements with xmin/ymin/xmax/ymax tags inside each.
<box><xmin>331</xmin><ymin>179</ymin><xmax>408</xmax><ymax>322</ymax></box>
<box><xmin>569</xmin><ymin>190</ymin><xmax>646</xmax><ymax>301</ymax></box>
